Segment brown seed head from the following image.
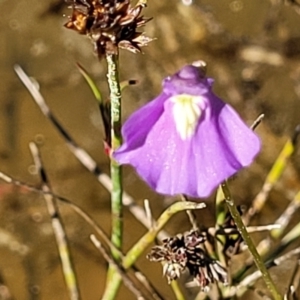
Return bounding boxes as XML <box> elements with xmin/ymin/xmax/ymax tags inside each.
<box><xmin>147</xmin><ymin>230</ymin><xmax>228</xmax><ymax>290</ymax></box>
<box><xmin>65</xmin><ymin>0</ymin><xmax>153</xmax><ymax>58</ymax></box>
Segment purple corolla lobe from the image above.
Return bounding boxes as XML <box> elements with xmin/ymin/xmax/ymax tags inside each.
<box><xmin>114</xmin><ymin>63</ymin><xmax>261</xmax><ymax>198</ymax></box>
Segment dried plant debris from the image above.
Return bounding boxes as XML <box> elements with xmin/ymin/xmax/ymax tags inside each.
<box><xmin>147</xmin><ymin>230</ymin><xmax>228</xmax><ymax>291</ymax></box>
<box><xmin>65</xmin><ymin>0</ymin><xmax>153</xmax><ymax>57</ymax></box>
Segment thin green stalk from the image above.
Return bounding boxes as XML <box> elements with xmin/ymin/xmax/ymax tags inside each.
<box><xmin>102</xmin><ymin>201</ymin><xmax>206</xmax><ymax>300</ymax></box>
<box><xmin>102</xmin><ymin>53</ymin><xmax>123</xmax><ymax>299</ymax></box>
<box><xmin>170</xmin><ymin>281</ymin><xmax>185</xmax><ymax>300</ymax></box>
<box><xmin>215</xmin><ymin>187</ymin><xmax>227</xmax><ymax>264</ymax></box>
<box><xmin>106</xmin><ymin>53</ymin><xmax>123</xmax><ymax>256</ymax></box>
<box><xmin>221</xmin><ymin>181</ymin><xmax>282</xmax><ymax>300</ymax></box>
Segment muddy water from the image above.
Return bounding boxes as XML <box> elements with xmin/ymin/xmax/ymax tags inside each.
<box><xmin>0</xmin><ymin>0</ymin><xmax>300</xmax><ymax>299</ymax></box>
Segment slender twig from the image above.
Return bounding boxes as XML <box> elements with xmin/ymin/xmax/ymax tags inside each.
<box><xmin>242</xmin><ymin>201</ymin><xmax>300</xmax><ymax>276</ymax></box>
<box><xmin>233</xmin><ymin>219</ymin><xmax>300</xmax><ymax>282</ymax></box>
<box><xmin>221</xmin><ymin>181</ymin><xmax>282</xmax><ymax>300</ymax></box>
<box><xmin>29</xmin><ymin>142</ymin><xmax>81</xmax><ymax>300</ymax></box>
<box><xmin>0</xmin><ymin>168</ymin><xmax>278</xmax><ymax>236</ymax></box>
<box><xmin>251</xmin><ymin>114</ymin><xmax>265</xmax><ymax>130</ymax></box>
<box><xmin>0</xmin><ymin>171</ymin><xmax>163</xmax><ymax>300</ymax></box>
<box><xmin>236</xmin><ymin>175</ymin><xmax>300</xmax><ymax>279</ymax></box>
<box><xmin>14</xmin><ymin>64</ymin><xmax>168</xmax><ymax>241</ymax></box>
<box><xmin>287</xmin><ymin>267</ymin><xmax>300</xmax><ymax>299</ymax></box>
<box><xmin>0</xmin><ymin>170</ymin><xmax>279</xmax><ymax>239</ymax></box>
<box><xmin>244</xmin><ymin>125</ymin><xmax>300</xmax><ymax>225</ymax></box>
<box><xmin>210</xmin><ymin>224</ymin><xmax>281</xmax><ymax>235</ymax></box>
<box><xmin>284</xmin><ymin>286</ymin><xmax>297</xmax><ymax>300</ymax></box>
<box><xmin>0</xmin><ymin>170</ymin><xmax>122</xmax><ymax>256</ymax></box>
<box><xmin>133</xmin><ymin>271</ymin><xmax>164</xmax><ymax>300</ymax></box>
<box><xmin>90</xmin><ymin>235</ymin><xmax>145</xmax><ymax>300</ymax></box>
<box><xmin>271</xmin><ymin>190</ymin><xmax>300</xmax><ymax>239</ymax></box>
<box><xmin>180</xmin><ymin>195</ymin><xmax>199</xmax><ymax>230</ymax></box>
<box><xmin>244</xmin><ymin>138</ymin><xmax>295</xmax><ymax>224</ymax></box>
<box><xmin>227</xmin><ymin>247</ymin><xmax>300</xmax><ymax>298</ymax></box>
<box><xmin>286</xmin><ymin>253</ymin><xmax>300</xmax><ymax>299</ymax></box>
<box><xmin>267</xmin><ymin>222</ymin><xmax>300</xmax><ymax>261</ymax></box>
<box><xmin>144</xmin><ymin>199</ymin><xmax>154</xmax><ymax>229</ymax></box>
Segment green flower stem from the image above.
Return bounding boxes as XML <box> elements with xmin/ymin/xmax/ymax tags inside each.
<box><xmin>106</xmin><ymin>53</ymin><xmax>123</xmax><ymax>257</ymax></box>
<box><xmin>221</xmin><ymin>181</ymin><xmax>282</xmax><ymax>300</ymax></box>
<box><xmin>102</xmin><ymin>201</ymin><xmax>206</xmax><ymax>300</ymax></box>
<box><xmin>215</xmin><ymin>187</ymin><xmax>227</xmax><ymax>264</ymax></box>
<box><xmin>170</xmin><ymin>280</ymin><xmax>185</xmax><ymax>300</ymax></box>
<box><xmin>103</xmin><ymin>53</ymin><xmax>123</xmax><ymax>298</ymax></box>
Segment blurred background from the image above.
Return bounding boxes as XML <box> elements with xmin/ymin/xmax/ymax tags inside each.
<box><xmin>0</xmin><ymin>0</ymin><xmax>300</xmax><ymax>299</ymax></box>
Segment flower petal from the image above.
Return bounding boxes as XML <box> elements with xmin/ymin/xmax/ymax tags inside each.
<box><xmin>114</xmin><ymin>64</ymin><xmax>261</xmax><ymax>198</ymax></box>
<box><xmin>114</xmin><ymin>93</ymin><xmax>167</xmax><ymax>162</ymax></box>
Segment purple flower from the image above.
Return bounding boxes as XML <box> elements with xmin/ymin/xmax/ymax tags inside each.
<box><xmin>114</xmin><ymin>62</ymin><xmax>261</xmax><ymax>198</ymax></box>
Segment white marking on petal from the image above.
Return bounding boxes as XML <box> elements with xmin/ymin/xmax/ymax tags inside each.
<box><xmin>171</xmin><ymin>94</ymin><xmax>204</xmax><ymax>140</ymax></box>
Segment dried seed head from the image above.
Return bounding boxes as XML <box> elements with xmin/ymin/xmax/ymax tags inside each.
<box><xmin>147</xmin><ymin>230</ymin><xmax>228</xmax><ymax>290</ymax></box>
<box><xmin>64</xmin><ymin>0</ymin><xmax>153</xmax><ymax>58</ymax></box>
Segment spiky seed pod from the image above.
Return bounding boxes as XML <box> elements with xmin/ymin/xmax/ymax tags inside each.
<box><xmin>64</xmin><ymin>0</ymin><xmax>153</xmax><ymax>58</ymax></box>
